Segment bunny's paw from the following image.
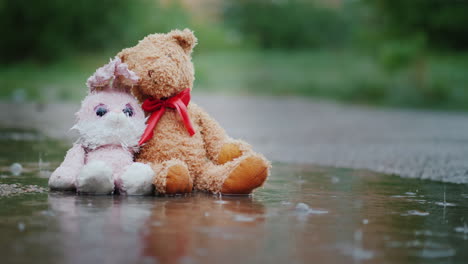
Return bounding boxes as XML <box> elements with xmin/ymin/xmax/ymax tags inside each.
<box><xmin>49</xmin><ymin>166</ymin><xmax>77</xmax><ymax>191</ymax></box>
<box><xmin>76</xmin><ymin>161</ymin><xmax>114</xmax><ymax>194</ymax></box>
<box><xmin>120</xmin><ymin>163</ymin><xmax>154</xmax><ymax>195</ymax></box>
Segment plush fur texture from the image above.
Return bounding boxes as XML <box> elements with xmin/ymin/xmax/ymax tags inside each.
<box><xmin>87</xmin><ymin>57</ymin><xmax>139</xmax><ymax>92</ymax></box>
<box><xmin>118</xmin><ymin>29</ymin><xmax>271</xmax><ymax>194</ymax></box>
<box><xmin>49</xmin><ymin>57</ymin><xmax>153</xmax><ymax>195</ymax></box>
<box><xmin>72</xmin><ymin>92</ymin><xmax>146</xmax><ymax>151</ymax></box>
<box><xmin>76</xmin><ymin>160</ymin><xmax>114</xmax><ymax>194</ymax></box>
<box><xmin>119</xmin><ymin>29</ymin><xmax>196</xmax><ymax>102</ymax></box>
<box><xmin>120</xmin><ymin>163</ymin><xmax>154</xmax><ymax>195</ymax></box>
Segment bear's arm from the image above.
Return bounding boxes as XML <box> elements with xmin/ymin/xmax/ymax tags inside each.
<box><xmin>49</xmin><ymin>143</ymin><xmax>86</xmax><ymax>190</ymax></box>
<box><xmin>190</xmin><ymin>103</ymin><xmax>229</xmax><ymax>162</ymax></box>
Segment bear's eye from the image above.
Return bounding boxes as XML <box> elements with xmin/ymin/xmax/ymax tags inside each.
<box><xmin>123</xmin><ymin>104</ymin><xmax>134</xmax><ymax>117</ymax></box>
<box><xmin>95</xmin><ymin>105</ymin><xmax>108</xmax><ymax>117</ymax></box>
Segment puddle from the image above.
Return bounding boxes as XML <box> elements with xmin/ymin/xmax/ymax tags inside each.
<box><xmin>0</xmin><ymin>129</ymin><xmax>468</xmax><ymax>264</ymax></box>
<box><xmin>401</xmin><ymin>210</ymin><xmax>430</xmax><ymax>216</ymax></box>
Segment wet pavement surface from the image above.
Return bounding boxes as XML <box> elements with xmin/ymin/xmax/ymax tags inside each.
<box><xmin>0</xmin><ymin>129</ymin><xmax>468</xmax><ymax>264</ymax></box>
<box><xmin>2</xmin><ymin>93</ymin><xmax>468</xmax><ymax>184</ymax></box>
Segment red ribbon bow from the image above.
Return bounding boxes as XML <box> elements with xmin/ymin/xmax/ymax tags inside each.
<box><xmin>139</xmin><ymin>88</ymin><xmax>195</xmax><ymax>145</ymax></box>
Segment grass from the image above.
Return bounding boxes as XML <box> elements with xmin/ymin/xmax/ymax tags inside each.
<box><xmin>1</xmin><ymin>50</ymin><xmax>468</xmax><ymax>110</ymax></box>
<box><xmin>194</xmin><ymin>50</ymin><xmax>468</xmax><ymax>110</ymax></box>
<box><xmin>0</xmin><ymin>53</ymin><xmax>114</xmax><ymax>103</ymax></box>
<box><xmin>194</xmin><ymin>50</ymin><xmax>385</xmax><ymax>99</ymax></box>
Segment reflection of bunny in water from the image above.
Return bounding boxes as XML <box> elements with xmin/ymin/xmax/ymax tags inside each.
<box><xmin>49</xmin><ymin>57</ymin><xmax>153</xmax><ymax>195</ymax></box>
<box><xmin>47</xmin><ymin>194</ymin><xmax>154</xmax><ymax>263</ymax></box>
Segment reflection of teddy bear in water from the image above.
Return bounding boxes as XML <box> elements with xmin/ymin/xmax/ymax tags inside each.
<box><xmin>117</xmin><ymin>29</ymin><xmax>270</xmax><ymax>195</ymax></box>
<box><xmin>142</xmin><ymin>196</ymin><xmax>266</xmax><ymax>263</ymax></box>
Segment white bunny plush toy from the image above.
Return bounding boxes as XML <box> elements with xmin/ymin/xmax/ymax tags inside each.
<box><xmin>49</xmin><ymin>57</ymin><xmax>154</xmax><ymax>195</ymax></box>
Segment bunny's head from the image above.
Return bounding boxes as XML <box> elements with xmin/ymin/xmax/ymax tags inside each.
<box><xmin>73</xmin><ymin>57</ymin><xmax>146</xmax><ymax>151</ymax></box>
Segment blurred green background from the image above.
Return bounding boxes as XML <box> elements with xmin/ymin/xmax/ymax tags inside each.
<box><xmin>1</xmin><ymin>0</ymin><xmax>468</xmax><ymax>110</ymax></box>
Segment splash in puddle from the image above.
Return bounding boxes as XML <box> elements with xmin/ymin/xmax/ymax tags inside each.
<box><xmin>401</xmin><ymin>210</ymin><xmax>430</xmax><ymax>216</ymax></box>
<box><xmin>454</xmin><ymin>224</ymin><xmax>468</xmax><ymax>234</ymax></box>
<box><xmin>9</xmin><ymin>163</ymin><xmax>23</xmax><ymax>176</ymax></box>
<box><xmin>233</xmin><ymin>215</ymin><xmax>255</xmax><ymax>222</ymax></box>
<box><xmin>295</xmin><ymin>202</ymin><xmax>328</xmax><ymax>215</ymax></box>
<box><xmin>213</xmin><ymin>200</ymin><xmax>229</xmax><ymax>205</ymax></box>
<box><xmin>434</xmin><ymin>201</ymin><xmax>456</xmax><ymax>207</ymax></box>
<box><xmin>338</xmin><ymin>244</ymin><xmax>374</xmax><ymax>261</ymax></box>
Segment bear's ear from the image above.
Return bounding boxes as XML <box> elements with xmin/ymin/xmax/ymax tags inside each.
<box><xmin>169</xmin><ymin>28</ymin><xmax>197</xmax><ymax>55</ymax></box>
<box><xmin>117</xmin><ymin>48</ymin><xmax>130</xmax><ymax>63</ymax></box>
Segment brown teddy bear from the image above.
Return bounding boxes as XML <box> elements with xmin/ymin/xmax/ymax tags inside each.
<box><xmin>117</xmin><ymin>29</ymin><xmax>270</xmax><ymax>195</ymax></box>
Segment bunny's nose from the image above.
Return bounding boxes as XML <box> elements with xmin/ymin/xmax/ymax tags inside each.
<box><xmin>106</xmin><ymin>112</ymin><xmax>126</xmax><ymax>127</ymax></box>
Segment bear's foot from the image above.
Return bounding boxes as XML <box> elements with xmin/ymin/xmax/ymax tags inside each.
<box><xmin>217</xmin><ymin>142</ymin><xmax>243</xmax><ymax>164</ymax></box>
<box><xmin>221</xmin><ymin>156</ymin><xmax>269</xmax><ymax>195</ymax></box>
<box><xmin>164</xmin><ymin>164</ymin><xmax>193</xmax><ymax>194</ymax></box>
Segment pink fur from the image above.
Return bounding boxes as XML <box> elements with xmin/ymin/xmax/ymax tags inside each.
<box><xmin>86</xmin><ymin>57</ymin><xmax>139</xmax><ymax>92</ymax></box>
<box><xmin>49</xmin><ymin>58</ymin><xmax>153</xmax><ymax>195</ymax></box>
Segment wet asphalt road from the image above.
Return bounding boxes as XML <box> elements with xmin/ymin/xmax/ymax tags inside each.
<box><xmin>2</xmin><ymin>93</ymin><xmax>468</xmax><ymax>184</ymax></box>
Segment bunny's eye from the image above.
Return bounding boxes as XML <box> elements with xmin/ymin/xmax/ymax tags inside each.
<box><xmin>123</xmin><ymin>104</ymin><xmax>134</xmax><ymax>117</ymax></box>
<box><xmin>95</xmin><ymin>106</ymin><xmax>108</xmax><ymax>117</ymax></box>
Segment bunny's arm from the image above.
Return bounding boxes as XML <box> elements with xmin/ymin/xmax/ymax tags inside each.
<box><xmin>49</xmin><ymin>144</ymin><xmax>85</xmax><ymax>190</ymax></box>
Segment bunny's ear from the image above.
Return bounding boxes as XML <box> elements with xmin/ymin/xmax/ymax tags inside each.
<box><xmin>86</xmin><ymin>58</ymin><xmax>118</xmax><ymax>92</ymax></box>
<box><xmin>113</xmin><ymin>59</ymin><xmax>139</xmax><ymax>90</ymax></box>
<box><xmin>86</xmin><ymin>57</ymin><xmax>139</xmax><ymax>93</ymax></box>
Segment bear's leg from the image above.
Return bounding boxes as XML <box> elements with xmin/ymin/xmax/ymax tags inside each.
<box><xmin>195</xmin><ymin>153</ymin><xmax>270</xmax><ymax>194</ymax></box>
<box><xmin>150</xmin><ymin>159</ymin><xmax>193</xmax><ymax>195</ymax></box>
